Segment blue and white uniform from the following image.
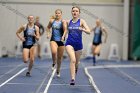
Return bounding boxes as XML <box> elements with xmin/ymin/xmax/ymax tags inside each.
<box><xmin>65</xmin><ymin>19</ymin><xmax>83</xmax><ymax>51</ymax></box>
<box><xmin>92</xmin><ymin>27</ymin><xmax>102</xmax><ymax>45</ymax></box>
<box><xmin>23</xmin><ymin>24</ymin><xmax>36</xmax><ymax>49</ymax></box>
<box><xmin>50</xmin><ymin>20</ymin><xmax>64</xmax><ymax>46</ymax></box>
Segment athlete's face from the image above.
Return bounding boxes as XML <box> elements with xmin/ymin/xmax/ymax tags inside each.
<box><xmin>96</xmin><ymin>19</ymin><xmax>101</xmax><ymax>26</ymax></box>
<box><xmin>71</xmin><ymin>7</ymin><xmax>80</xmax><ymax>18</ymax></box>
<box><xmin>55</xmin><ymin>10</ymin><xmax>62</xmax><ymax>19</ymax></box>
<box><xmin>36</xmin><ymin>18</ymin><xmax>39</xmax><ymax>23</ymax></box>
<box><xmin>28</xmin><ymin>16</ymin><xmax>34</xmax><ymax>23</ymax></box>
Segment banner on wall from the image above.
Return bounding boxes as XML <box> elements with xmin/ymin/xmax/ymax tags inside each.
<box><xmin>131</xmin><ymin>0</ymin><xmax>140</xmax><ymax>58</ymax></box>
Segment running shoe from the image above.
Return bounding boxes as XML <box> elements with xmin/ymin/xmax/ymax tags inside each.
<box><xmin>51</xmin><ymin>64</ymin><xmax>55</xmax><ymax>70</ymax></box>
<box><xmin>26</xmin><ymin>72</ymin><xmax>31</xmax><ymax>77</ymax></box>
<box><xmin>97</xmin><ymin>53</ymin><xmax>100</xmax><ymax>56</ymax></box>
<box><xmin>56</xmin><ymin>72</ymin><xmax>60</xmax><ymax>78</ymax></box>
<box><xmin>70</xmin><ymin>79</ymin><xmax>75</xmax><ymax>85</ymax></box>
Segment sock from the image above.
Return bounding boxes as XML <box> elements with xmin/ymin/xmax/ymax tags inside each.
<box><xmin>93</xmin><ymin>56</ymin><xmax>96</xmax><ymax>64</ymax></box>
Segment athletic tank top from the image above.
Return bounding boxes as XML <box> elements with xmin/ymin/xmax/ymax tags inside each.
<box><xmin>51</xmin><ymin>20</ymin><xmax>63</xmax><ymax>41</ymax></box>
<box><xmin>67</xmin><ymin>19</ymin><xmax>82</xmax><ymax>43</ymax></box>
<box><xmin>93</xmin><ymin>27</ymin><xmax>102</xmax><ymax>44</ymax></box>
<box><xmin>23</xmin><ymin>24</ymin><xmax>36</xmax><ymax>45</ymax></box>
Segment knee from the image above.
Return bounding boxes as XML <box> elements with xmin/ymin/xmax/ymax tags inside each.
<box><xmin>71</xmin><ymin>60</ymin><xmax>76</xmax><ymax>64</ymax></box>
<box><xmin>93</xmin><ymin>52</ymin><xmax>96</xmax><ymax>56</ymax></box>
<box><xmin>23</xmin><ymin>59</ymin><xmax>28</xmax><ymax>63</ymax></box>
<box><xmin>76</xmin><ymin>61</ymin><xmax>80</xmax><ymax>64</ymax></box>
<box><xmin>23</xmin><ymin>61</ymin><xmax>28</xmax><ymax>63</ymax></box>
<box><xmin>93</xmin><ymin>52</ymin><xmax>98</xmax><ymax>56</ymax></box>
<box><xmin>58</xmin><ymin>56</ymin><xmax>63</xmax><ymax>60</ymax></box>
<box><xmin>30</xmin><ymin>58</ymin><xmax>34</xmax><ymax>63</ymax></box>
<box><xmin>52</xmin><ymin>52</ymin><xmax>57</xmax><ymax>56</ymax></box>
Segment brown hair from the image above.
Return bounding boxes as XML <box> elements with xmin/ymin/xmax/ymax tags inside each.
<box><xmin>72</xmin><ymin>6</ymin><xmax>81</xmax><ymax>13</ymax></box>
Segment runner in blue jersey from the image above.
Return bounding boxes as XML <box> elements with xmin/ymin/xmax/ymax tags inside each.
<box><xmin>62</xmin><ymin>6</ymin><xmax>90</xmax><ymax>85</ymax></box>
<box><xmin>92</xmin><ymin>19</ymin><xmax>107</xmax><ymax>66</ymax></box>
<box><xmin>47</xmin><ymin>9</ymin><xmax>67</xmax><ymax>77</ymax></box>
<box><xmin>16</xmin><ymin>15</ymin><xmax>40</xmax><ymax>76</ymax></box>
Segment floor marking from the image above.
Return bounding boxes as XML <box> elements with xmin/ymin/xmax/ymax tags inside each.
<box><xmin>0</xmin><ymin>65</ymin><xmax>21</xmax><ymax>67</ymax></box>
<box><xmin>116</xmin><ymin>68</ymin><xmax>140</xmax><ymax>85</ymax></box>
<box><xmin>0</xmin><ymin>67</ymin><xmax>27</xmax><ymax>88</ymax></box>
<box><xmin>5</xmin><ymin>83</ymin><xmax>92</xmax><ymax>87</ymax></box>
<box><xmin>86</xmin><ymin>64</ymin><xmax>140</xmax><ymax>69</ymax></box>
<box><xmin>33</xmin><ymin>65</ymin><xmax>51</xmax><ymax>68</ymax></box>
<box><xmin>84</xmin><ymin>64</ymin><xmax>140</xmax><ymax>93</ymax></box>
<box><xmin>84</xmin><ymin>68</ymin><xmax>101</xmax><ymax>93</ymax></box>
<box><xmin>43</xmin><ymin>69</ymin><xmax>56</xmax><ymax>93</ymax></box>
<box><xmin>0</xmin><ymin>63</ymin><xmax>24</xmax><ymax>79</ymax></box>
<box><xmin>35</xmin><ymin>67</ymin><xmax>52</xmax><ymax>93</ymax></box>
<box><xmin>7</xmin><ymin>83</ymin><xmax>39</xmax><ymax>85</ymax></box>
<box><xmin>51</xmin><ymin>83</ymin><xmax>91</xmax><ymax>86</ymax></box>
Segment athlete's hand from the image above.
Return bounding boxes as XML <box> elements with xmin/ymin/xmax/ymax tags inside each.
<box><xmin>34</xmin><ymin>33</ymin><xmax>39</xmax><ymax>41</ymax></box>
<box><xmin>33</xmin><ymin>33</ymin><xmax>36</xmax><ymax>37</ymax></box>
<box><xmin>79</xmin><ymin>27</ymin><xmax>86</xmax><ymax>33</ymax></box>
<box><xmin>20</xmin><ymin>37</ymin><xmax>25</xmax><ymax>42</ymax></box>
<box><xmin>79</xmin><ymin>27</ymin><xmax>84</xmax><ymax>31</ymax></box>
<box><xmin>61</xmin><ymin>36</ymin><xmax>65</xmax><ymax>42</ymax></box>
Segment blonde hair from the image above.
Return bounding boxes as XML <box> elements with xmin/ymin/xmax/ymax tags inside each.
<box><xmin>55</xmin><ymin>9</ymin><xmax>62</xmax><ymax>14</ymax></box>
<box><xmin>36</xmin><ymin>16</ymin><xmax>39</xmax><ymax>19</ymax></box>
<box><xmin>50</xmin><ymin>15</ymin><xmax>55</xmax><ymax>19</ymax></box>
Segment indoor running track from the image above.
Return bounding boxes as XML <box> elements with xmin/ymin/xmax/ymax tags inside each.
<box><xmin>0</xmin><ymin>57</ymin><xmax>140</xmax><ymax>93</ymax></box>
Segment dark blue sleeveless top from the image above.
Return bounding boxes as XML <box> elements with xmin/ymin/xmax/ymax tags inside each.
<box><xmin>93</xmin><ymin>27</ymin><xmax>102</xmax><ymax>44</ymax></box>
<box><xmin>23</xmin><ymin>24</ymin><xmax>36</xmax><ymax>45</ymax></box>
<box><xmin>66</xmin><ymin>19</ymin><xmax>82</xmax><ymax>43</ymax></box>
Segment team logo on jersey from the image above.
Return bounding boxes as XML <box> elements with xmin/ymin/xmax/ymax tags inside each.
<box><xmin>68</xmin><ymin>26</ymin><xmax>79</xmax><ymax>30</ymax></box>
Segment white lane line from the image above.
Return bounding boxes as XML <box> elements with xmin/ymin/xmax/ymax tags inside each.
<box><xmin>0</xmin><ymin>67</ymin><xmax>27</xmax><ymax>88</ymax></box>
<box><xmin>116</xmin><ymin>68</ymin><xmax>140</xmax><ymax>85</ymax></box>
<box><xmin>86</xmin><ymin>64</ymin><xmax>140</xmax><ymax>69</ymax></box>
<box><xmin>7</xmin><ymin>83</ymin><xmax>39</xmax><ymax>85</ymax></box>
<box><xmin>0</xmin><ymin>63</ymin><xmax>24</xmax><ymax>79</ymax></box>
<box><xmin>51</xmin><ymin>84</ymin><xmax>91</xmax><ymax>86</ymax></box>
<box><xmin>84</xmin><ymin>67</ymin><xmax>101</xmax><ymax>93</ymax></box>
<box><xmin>7</xmin><ymin>83</ymin><xmax>91</xmax><ymax>87</ymax></box>
<box><xmin>35</xmin><ymin>67</ymin><xmax>52</xmax><ymax>93</ymax></box>
<box><xmin>84</xmin><ymin>64</ymin><xmax>140</xmax><ymax>93</ymax></box>
<box><xmin>43</xmin><ymin>69</ymin><xmax>56</xmax><ymax>93</ymax></box>
<box><xmin>0</xmin><ymin>65</ymin><xmax>20</xmax><ymax>67</ymax></box>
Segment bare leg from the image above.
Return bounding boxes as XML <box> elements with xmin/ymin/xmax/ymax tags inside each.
<box><xmin>28</xmin><ymin>46</ymin><xmax>35</xmax><ymax>73</ymax></box>
<box><xmin>56</xmin><ymin>46</ymin><xmax>64</xmax><ymax>77</ymax></box>
<box><xmin>23</xmin><ymin>48</ymin><xmax>29</xmax><ymax>64</ymax></box>
<box><xmin>75</xmin><ymin>50</ymin><xmax>82</xmax><ymax>74</ymax></box>
<box><xmin>50</xmin><ymin>41</ymin><xmax>58</xmax><ymax>69</ymax></box>
<box><xmin>92</xmin><ymin>44</ymin><xmax>101</xmax><ymax>65</ymax></box>
<box><xmin>66</xmin><ymin>45</ymin><xmax>76</xmax><ymax>80</ymax></box>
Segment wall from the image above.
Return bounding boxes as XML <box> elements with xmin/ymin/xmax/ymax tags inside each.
<box><xmin>0</xmin><ymin>1</ymin><xmax>124</xmax><ymax>59</ymax></box>
<box><xmin>1</xmin><ymin>0</ymin><xmax>123</xmax><ymax>3</ymax></box>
